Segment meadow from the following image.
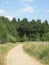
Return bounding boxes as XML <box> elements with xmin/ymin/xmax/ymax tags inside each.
<box><xmin>0</xmin><ymin>42</ymin><xmax>49</xmax><ymax>65</ymax></box>
<box><xmin>23</xmin><ymin>42</ymin><xmax>49</xmax><ymax>65</ymax></box>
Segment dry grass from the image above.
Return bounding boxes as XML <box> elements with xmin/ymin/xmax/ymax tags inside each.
<box><xmin>23</xmin><ymin>42</ymin><xmax>49</xmax><ymax>65</ymax></box>
<box><xmin>0</xmin><ymin>43</ymin><xmax>18</xmax><ymax>65</ymax></box>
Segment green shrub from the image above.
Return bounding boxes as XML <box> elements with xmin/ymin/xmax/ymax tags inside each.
<box><xmin>7</xmin><ymin>35</ymin><xmax>17</xmax><ymax>43</ymax></box>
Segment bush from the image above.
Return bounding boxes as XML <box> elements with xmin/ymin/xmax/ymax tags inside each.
<box><xmin>7</xmin><ymin>35</ymin><xmax>17</xmax><ymax>43</ymax></box>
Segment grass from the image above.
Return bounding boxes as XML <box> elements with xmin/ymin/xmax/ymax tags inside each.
<box><xmin>0</xmin><ymin>43</ymin><xmax>18</xmax><ymax>65</ymax></box>
<box><xmin>23</xmin><ymin>42</ymin><xmax>49</xmax><ymax>65</ymax></box>
<box><xmin>0</xmin><ymin>42</ymin><xmax>49</xmax><ymax>65</ymax></box>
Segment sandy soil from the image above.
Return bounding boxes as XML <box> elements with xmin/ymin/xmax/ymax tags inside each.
<box><xmin>6</xmin><ymin>44</ymin><xmax>44</xmax><ymax>65</ymax></box>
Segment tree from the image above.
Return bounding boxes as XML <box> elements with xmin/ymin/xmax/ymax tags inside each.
<box><xmin>0</xmin><ymin>16</ymin><xmax>49</xmax><ymax>42</ymax></box>
<box><xmin>42</xmin><ymin>20</ymin><xmax>48</xmax><ymax>34</ymax></box>
<box><xmin>42</xmin><ymin>32</ymin><xmax>49</xmax><ymax>41</ymax></box>
<box><xmin>0</xmin><ymin>22</ymin><xmax>8</xmax><ymax>43</ymax></box>
<box><xmin>18</xmin><ymin>18</ymin><xmax>28</xmax><ymax>36</ymax></box>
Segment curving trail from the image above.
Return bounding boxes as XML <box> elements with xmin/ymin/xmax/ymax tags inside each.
<box><xmin>6</xmin><ymin>44</ymin><xmax>44</xmax><ymax>65</ymax></box>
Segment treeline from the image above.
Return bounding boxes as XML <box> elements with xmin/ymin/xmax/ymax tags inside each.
<box><xmin>0</xmin><ymin>16</ymin><xmax>49</xmax><ymax>43</ymax></box>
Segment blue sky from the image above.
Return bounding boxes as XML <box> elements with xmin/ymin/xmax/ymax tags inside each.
<box><xmin>0</xmin><ymin>0</ymin><xmax>49</xmax><ymax>21</ymax></box>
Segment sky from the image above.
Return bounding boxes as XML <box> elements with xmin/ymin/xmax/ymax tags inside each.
<box><xmin>0</xmin><ymin>0</ymin><xmax>49</xmax><ymax>22</ymax></box>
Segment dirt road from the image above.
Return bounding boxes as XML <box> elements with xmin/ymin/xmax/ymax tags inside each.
<box><xmin>6</xmin><ymin>44</ymin><xmax>43</xmax><ymax>65</ymax></box>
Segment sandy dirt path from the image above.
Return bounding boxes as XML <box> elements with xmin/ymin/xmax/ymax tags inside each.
<box><xmin>6</xmin><ymin>44</ymin><xmax>44</xmax><ymax>65</ymax></box>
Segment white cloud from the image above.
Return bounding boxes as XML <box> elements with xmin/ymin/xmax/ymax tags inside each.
<box><xmin>19</xmin><ymin>6</ymin><xmax>34</xmax><ymax>13</ymax></box>
<box><xmin>0</xmin><ymin>9</ymin><xmax>5</xmax><ymax>14</ymax></box>
<box><xmin>0</xmin><ymin>9</ymin><xmax>13</xmax><ymax>20</ymax></box>
<box><xmin>5</xmin><ymin>1</ymin><xmax>10</xmax><ymax>5</ymax></box>
<box><xmin>46</xmin><ymin>10</ymin><xmax>49</xmax><ymax>12</ymax></box>
<box><xmin>6</xmin><ymin>16</ymin><xmax>13</xmax><ymax>20</ymax></box>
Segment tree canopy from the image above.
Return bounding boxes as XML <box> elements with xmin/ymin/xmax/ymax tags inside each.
<box><xmin>0</xmin><ymin>16</ymin><xmax>49</xmax><ymax>43</ymax></box>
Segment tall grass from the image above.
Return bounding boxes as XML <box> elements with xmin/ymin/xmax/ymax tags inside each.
<box><xmin>0</xmin><ymin>43</ymin><xmax>18</xmax><ymax>65</ymax></box>
<box><xmin>23</xmin><ymin>42</ymin><xmax>49</xmax><ymax>65</ymax></box>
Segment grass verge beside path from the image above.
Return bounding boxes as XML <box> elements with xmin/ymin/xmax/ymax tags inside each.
<box><xmin>0</xmin><ymin>43</ymin><xmax>18</xmax><ymax>65</ymax></box>
<box><xmin>23</xmin><ymin>42</ymin><xmax>49</xmax><ymax>65</ymax></box>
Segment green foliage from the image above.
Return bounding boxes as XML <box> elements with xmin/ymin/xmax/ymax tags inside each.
<box><xmin>0</xmin><ymin>21</ymin><xmax>8</xmax><ymax>43</ymax></box>
<box><xmin>7</xmin><ymin>35</ymin><xmax>17</xmax><ymax>43</ymax></box>
<box><xmin>0</xmin><ymin>16</ymin><xmax>49</xmax><ymax>43</ymax></box>
<box><xmin>43</xmin><ymin>32</ymin><xmax>49</xmax><ymax>41</ymax></box>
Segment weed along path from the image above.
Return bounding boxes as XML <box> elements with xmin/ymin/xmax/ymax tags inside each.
<box><xmin>6</xmin><ymin>44</ymin><xmax>44</xmax><ymax>65</ymax></box>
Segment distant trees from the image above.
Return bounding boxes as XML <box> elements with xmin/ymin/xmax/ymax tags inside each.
<box><xmin>0</xmin><ymin>19</ymin><xmax>8</xmax><ymax>43</ymax></box>
<box><xmin>0</xmin><ymin>16</ymin><xmax>49</xmax><ymax>43</ymax></box>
